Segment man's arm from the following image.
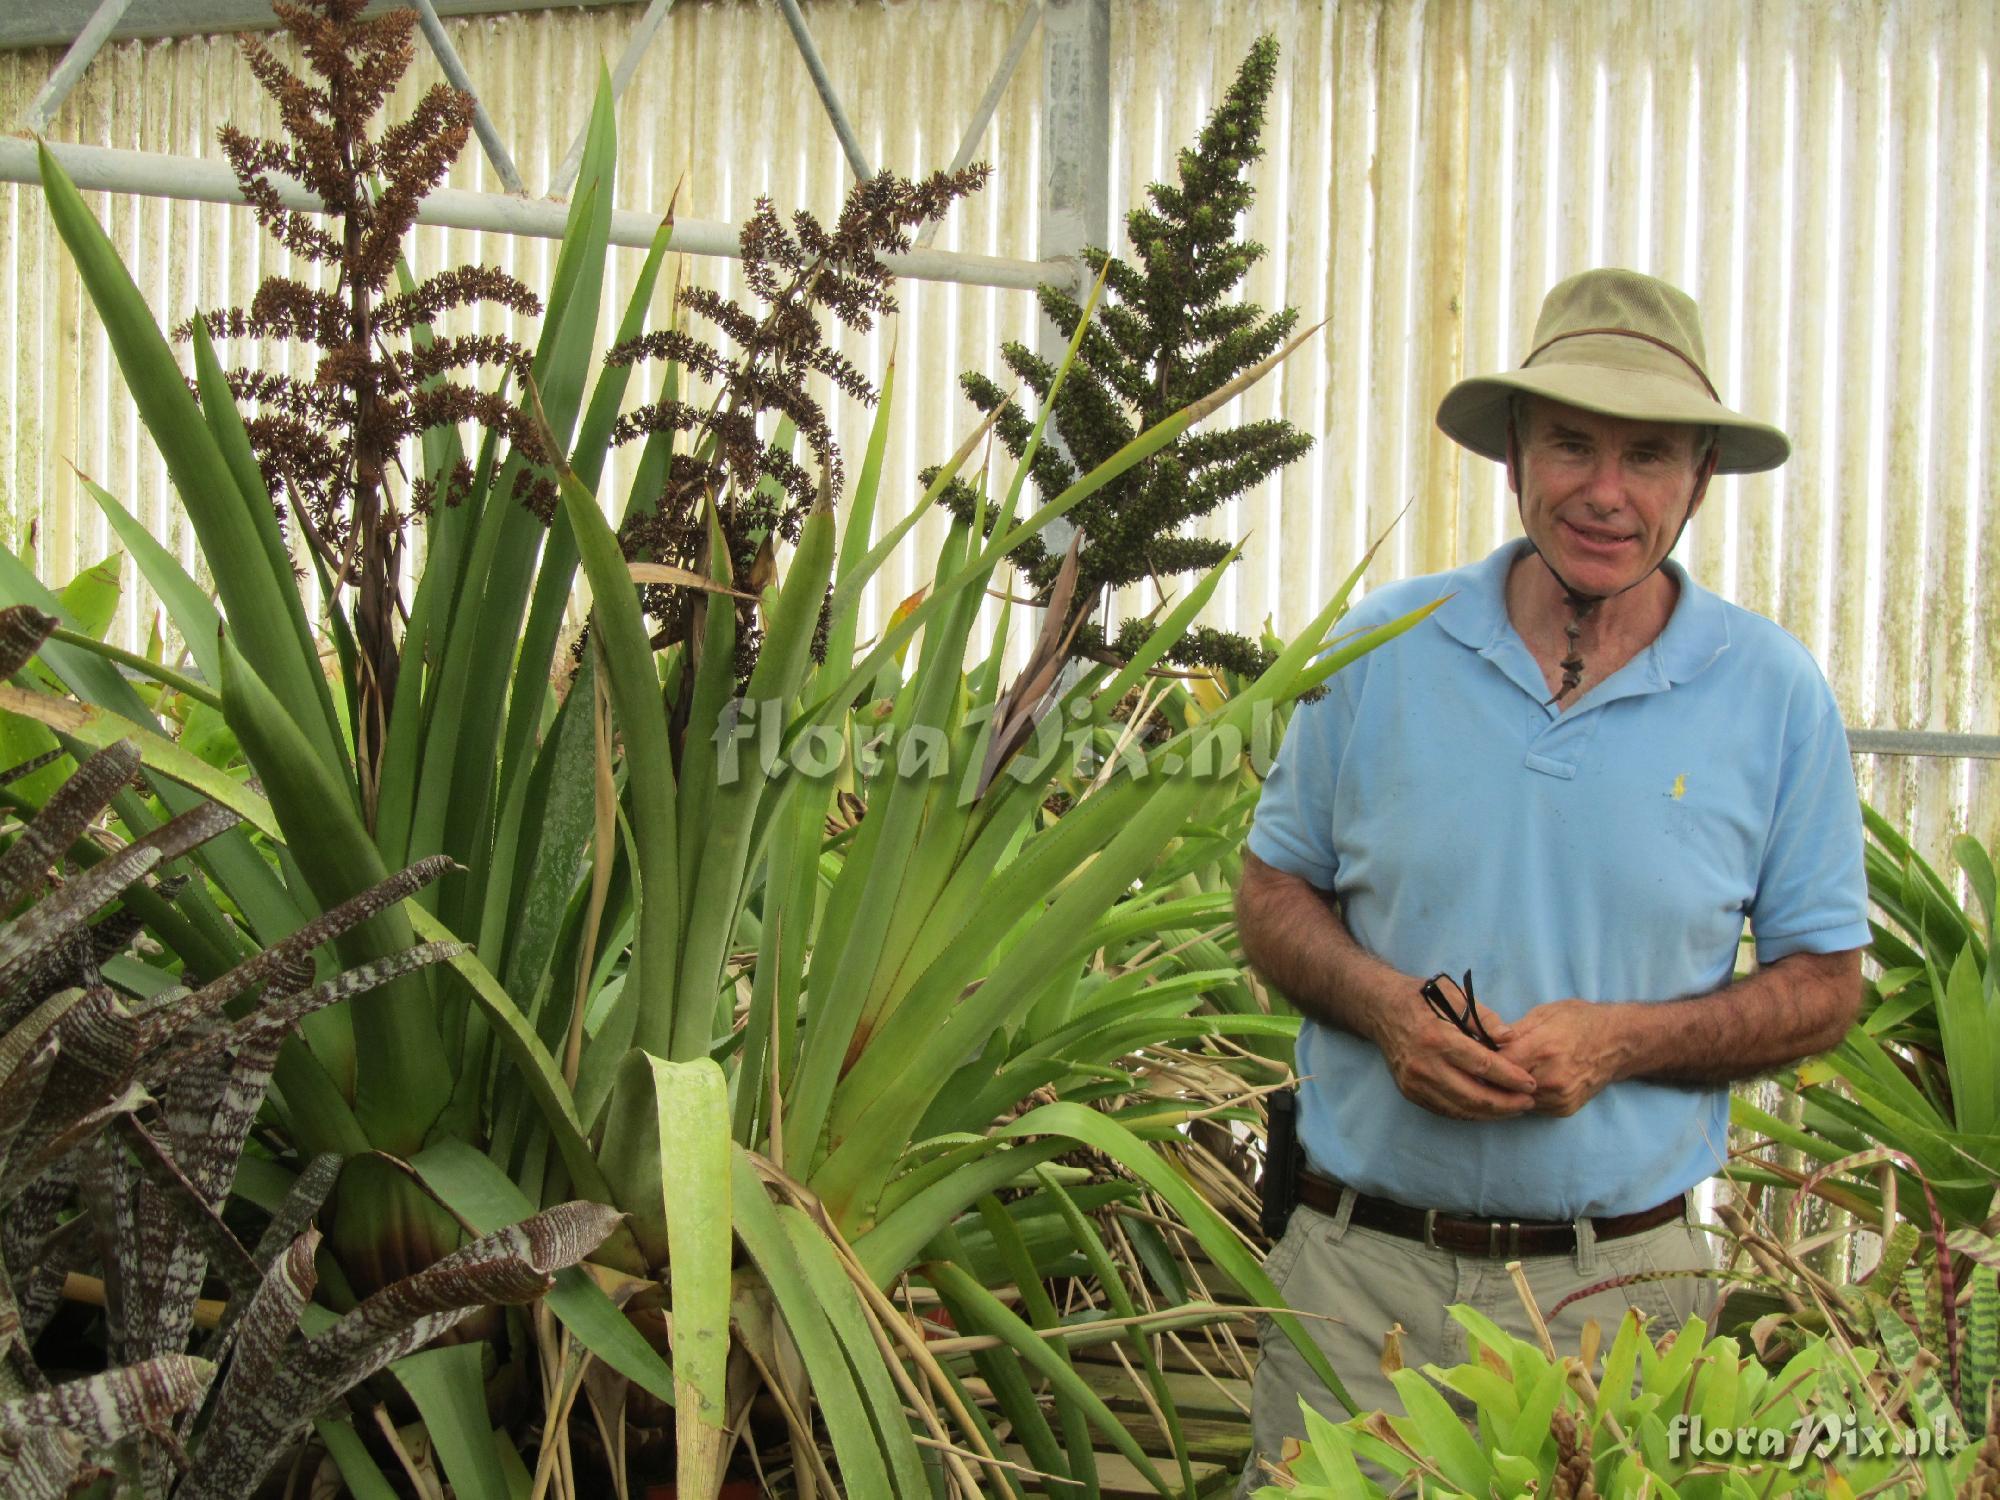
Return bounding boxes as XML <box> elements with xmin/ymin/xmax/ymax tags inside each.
<box><xmin>1235</xmin><ymin>851</ymin><xmax>1539</xmax><ymax>1120</ymax></box>
<box><xmin>1499</xmin><ymin>949</ymin><xmax>1862</xmax><ymax>1116</ymax></box>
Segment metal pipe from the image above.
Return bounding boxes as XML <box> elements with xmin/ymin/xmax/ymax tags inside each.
<box><xmin>1846</xmin><ymin>729</ymin><xmax>2000</xmax><ymax>761</ymax></box>
<box><xmin>409</xmin><ymin>0</ymin><xmax>526</xmax><ymax>195</ymax></box>
<box><xmin>915</xmin><ymin>0</ymin><xmax>1043</xmax><ymax>253</ymax></box>
<box><xmin>774</xmin><ymin>0</ymin><xmax>874</xmax><ymax>183</ymax></box>
<box><xmin>18</xmin><ymin>0</ymin><xmax>136</xmax><ymax>136</ymax></box>
<box><xmin>1</xmin><ymin>137</ymin><xmax>1073</xmax><ymax>293</ymax></box>
<box><xmin>546</xmin><ymin>0</ymin><xmax>677</xmax><ymax>199</ymax></box>
<box><xmin>1035</xmin><ymin>0</ymin><xmax>1111</xmax><ymax>555</ymax></box>
<box><xmin>3</xmin><ymin>0</ymin><xmax>660</xmax><ymax>51</ymax></box>
<box><xmin>950</xmin><ymin>0</ymin><xmax>1042</xmax><ymax>177</ymax></box>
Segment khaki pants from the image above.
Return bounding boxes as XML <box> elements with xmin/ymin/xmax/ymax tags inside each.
<box><xmin>1235</xmin><ymin>1190</ymin><xmax>1715</xmax><ymax>1497</ymax></box>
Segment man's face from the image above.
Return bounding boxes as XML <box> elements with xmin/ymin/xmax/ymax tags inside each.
<box><xmin>1508</xmin><ymin>397</ymin><xmax>1713</xmax><ymax>599</ymax></box>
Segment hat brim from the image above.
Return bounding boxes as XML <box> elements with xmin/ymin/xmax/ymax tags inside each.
<box><xmin>1436</xmin><ymin>366</ymin><xmax>1791</xmax><ymax>475</ymax></box>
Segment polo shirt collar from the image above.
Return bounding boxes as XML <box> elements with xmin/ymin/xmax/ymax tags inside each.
<box><xmin>1434</xmin><ymin>538</ymin><xmax>1730</xmax><ymax>687</ymax></box>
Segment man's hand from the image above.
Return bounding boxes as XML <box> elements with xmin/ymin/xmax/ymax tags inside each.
<box><xmin>1376</xmin><ymin>998</ymin><xmax>1539</xmax><ymax>1120</ymax></box>
<box><xmin>1235</xmin><ymin>854</ymin><xmax>1543</xmax><ymax>1120</ymax></box>
<box><xmin>1499</xmin><ymin>950</ymin><xmax>1863</xmax><ymax>1112</ymax></box>
<box><xmin>1499</xmin><ymin>1000</ymin><xmax>1629</xmax><ymax>1116</ymax></box>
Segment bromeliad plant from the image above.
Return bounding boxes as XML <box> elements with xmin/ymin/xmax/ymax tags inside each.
<box><xmin>179</xmin><ymin>0</ymin><xmax>556</xmax><ymax>821</ymax></box>
<box><xmin>0</xmin><ymin>602</ymin><xmax>618</xmax><ymax>1498</ymax></box>
<box><xmin>1719</xmin><ymin>817</ymin><xmax>2000</xmax><ymax>1437</ymax></box>
<box><xmin>1256</xmin><ymin>1303</ymin><xmax>1979</xmax><ymax>1497</ymax></box>
<box><xmin>1706</xmin><ymin>1178</ymin><xmax>2000</xmax><ymax>1456</ymax></box>
<box><xmin>530</xmin><ymin>263</ymin><xmax>1430</xmax><ymax>1493</ymax></box>
<box><xmin>15</xmin><ymin>1</ymin><xmax>1438</xmax><ymax>1488</ymax></box>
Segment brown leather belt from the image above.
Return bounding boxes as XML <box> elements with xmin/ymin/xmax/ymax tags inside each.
<box><xmin>1297</xmin><ymin>1170</ymin><xmax>1686</xmax><ymax>1258</ymax></box>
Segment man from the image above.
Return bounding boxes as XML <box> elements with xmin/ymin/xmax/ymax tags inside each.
<box><xmin>1233</xmin><ymin>268</ymin><xmax>1869</xmax><ymax>1491</ymax></box>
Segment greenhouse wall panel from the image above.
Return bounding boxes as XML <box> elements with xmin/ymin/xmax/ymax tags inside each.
<box><xmin>0</xmin><ymin>0</ymin><xmax>1990</xmax><ymax>854</ymax></box>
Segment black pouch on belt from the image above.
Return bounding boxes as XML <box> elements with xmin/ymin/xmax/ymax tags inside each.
<box><xmin>1259</xmin><ymin>1086</ymin><xmax>1301</xmax><ymax>1240</ymax></box>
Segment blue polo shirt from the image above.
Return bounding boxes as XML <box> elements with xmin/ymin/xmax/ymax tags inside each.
<box><xmin>1248</xmin><ymin>539</ymin><xmax>1870</xmax><ymax>1218</ymax></box>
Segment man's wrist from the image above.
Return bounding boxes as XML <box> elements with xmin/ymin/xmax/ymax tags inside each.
<box><xmin>1598</xmin><ymin>1001</ymin><xmax>1655</xmax><ymax>1083</ymax></box>
<box><xmin>1357</xmin><ymin>973</ymin><xmax>1426</xmax><ymax>1051</ymax></box>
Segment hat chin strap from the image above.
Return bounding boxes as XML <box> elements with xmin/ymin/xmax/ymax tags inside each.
<box><xmin>1528</xmin><ymin>497</ymin><xmax>1698</xmax><ymax>606</ymax></box>
<box><xmin>1528</xmin><ymin>504</ymin><xmax>1694</xmax><ymax>705</ymax></box>
<box><xmin>1508</xmin><ymin>427</ymin><xmax>1711</xmax><ymax>706</ymax></box>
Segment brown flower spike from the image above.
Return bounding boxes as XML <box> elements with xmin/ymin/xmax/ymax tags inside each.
<box><xmin>605</xmin><ymin>164</ymin><xmax>988</xmax><ymax>679</ymax></box>
<box><xmin>176</xmin><ymin>0</ymin><xmax>551</xmax><ymax>823</ymax></box>
<box><xmin>1549</xmin><ymin>1405</ymin><xmax>1597</xmax><ymax>1500</ymax></box>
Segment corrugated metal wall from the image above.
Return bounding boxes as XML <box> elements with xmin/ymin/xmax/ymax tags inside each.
<box><xmin>0</xmin><ymin>0</ymin><xmax>1992</xmax><ymax>862</ymax></box>
<box><xmin>1115</xmin><ymin>0</ymin><xmax>1996</xmax><ymax>872</ymax></box>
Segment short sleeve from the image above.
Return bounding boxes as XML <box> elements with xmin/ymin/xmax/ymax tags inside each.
<box><xmin>1247</xmin><ymin>687</ymin><xmax>1346</xmax><ymax>892</ymax></box>
<box><xmin>1750</xmin><ymin>704</ymin><xmax>1871</xmax><ymax>962</ymax></box>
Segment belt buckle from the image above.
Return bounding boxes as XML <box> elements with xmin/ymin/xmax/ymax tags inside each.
<box><xmin>1426</xmin><ymin>1210</ymin><xmax>1525</xmax><ymax>1256</ymax></box>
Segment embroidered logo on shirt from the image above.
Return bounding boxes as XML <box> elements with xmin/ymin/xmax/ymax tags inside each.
<box><xmin>1665</xmin><ymin>773</ymin><xmax>1698</xmax><ymax>846</ymax></box>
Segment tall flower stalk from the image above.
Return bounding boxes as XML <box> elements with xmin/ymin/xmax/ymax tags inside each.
<box><xmin>933</xmin><ymin>33</ymin><xmax>1309</xmax><ymax>679</ymax></box>
<box><xmin>180</xmin><ymin>0</ymin><xmax>549</xmax><ymax>823</ymax></box>
<box><xmin>605</xmin><ymin>165</ymin><xmax>986</xmax><ymax>687</ymax></box>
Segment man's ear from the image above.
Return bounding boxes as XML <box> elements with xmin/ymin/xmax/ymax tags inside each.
<box><xmin>1504</xmin><ymin>422</ymin><xmax>1522</xmax><ymax>496</ymax></box>
<box><xmin>1687</xmin><ymin>445</ymin><xmax>1720</xmax><ymax>519</ymax></box>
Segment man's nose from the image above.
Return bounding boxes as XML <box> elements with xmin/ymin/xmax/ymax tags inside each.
<box><xmin>1581</xmin><ymin>457</ymin><xmax>1624</xmax><ymax>510</ymax></box>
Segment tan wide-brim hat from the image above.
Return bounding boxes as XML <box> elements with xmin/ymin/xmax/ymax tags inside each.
<box><xmin>1435</xmin><ymin>268</ymin><xmax>1791</xmax><ymax>475</ymax></box>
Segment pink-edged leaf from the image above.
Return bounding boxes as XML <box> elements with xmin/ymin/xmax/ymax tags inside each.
<box><xmin>1945</xmin><ymin>1228</ymin><xmax>2000</xmax><ymax>1270</ymax></box>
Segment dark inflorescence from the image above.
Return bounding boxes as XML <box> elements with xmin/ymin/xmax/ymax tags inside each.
<box><xmin>177</xmin><ymin>0</ymin><xmax>554</xmax><ymax>601</ymax></box>
<box><xmin>604</xmin><ymin>164</ymin><xmax>989</xmax><ymax>673</ymax></box>
<box><xmin>172</xmin><ymin>0</ymin><xmax>563</xmax><ymax>786</ymax></box>
<box><xmin>926</xmin><ymin>34</ymin><xmax>1307</xmax><ymax>682</ymax></box>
